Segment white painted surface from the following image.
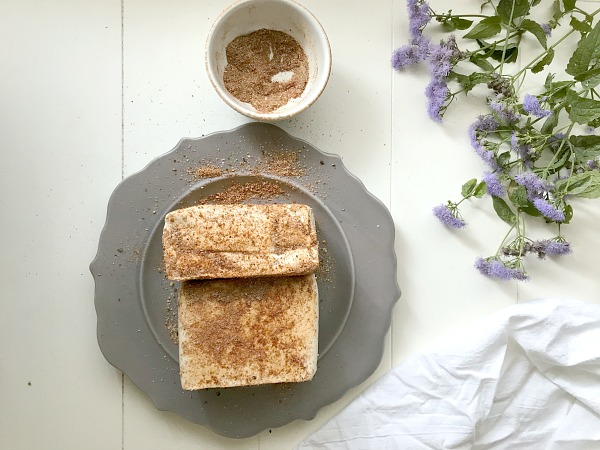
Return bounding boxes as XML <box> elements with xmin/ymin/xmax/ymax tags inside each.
<box><xmin>1</xmin><ymin>0</ymin><xmax>599</xmax><ymax>449</ymax></box>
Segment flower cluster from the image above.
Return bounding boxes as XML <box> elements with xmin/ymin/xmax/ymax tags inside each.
<box><xmin>432</xmin><ymin>203</ymin><xmax>466</xmax><ymax>228</ymax></box>
<box><xmin>392</xmin><ymin>0</ymin><xmax>600</xmax><ymax>281</ymax></box>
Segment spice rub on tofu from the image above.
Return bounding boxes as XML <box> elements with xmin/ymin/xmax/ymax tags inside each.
<box><xmin>162</xmin><ymin>204</ymin><xmax>319</xmax><ymax>280</ymax></box>
<box><xmin>178</xmin><ymin>274</ymin><xmax>319</xmax><ymax>390</ymax></box>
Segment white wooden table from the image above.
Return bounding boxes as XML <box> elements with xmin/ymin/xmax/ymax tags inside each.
<box><xmin>2</xmin><ymin>1</ymin><xmax>599</xmax><ymax>448</ymax></box>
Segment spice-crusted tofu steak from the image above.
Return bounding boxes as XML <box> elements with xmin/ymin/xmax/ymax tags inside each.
<box><xmin>178</xmin><ymin>274</ymin><xmax>318</xmax><ymax>390</ymax></box>
<box><xmin>162</xmin><ymin>204</ymin><xmax>319</xmax><ymax>280</ymax></box>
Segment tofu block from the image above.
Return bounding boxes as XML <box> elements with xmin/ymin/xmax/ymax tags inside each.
<box><xmin>178</xmin><ymin>274</ymin><xmax>319</xmax><ymax>390</ymax></box>
<box><xmin>162</xmin><ymin>204</ymin><xmax>319</xmax><ymax>280</ymax></box>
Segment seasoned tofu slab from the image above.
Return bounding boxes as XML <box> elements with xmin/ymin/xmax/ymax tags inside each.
<box><xmin>178</xmin><ymin>274</ymin><xmax>319</xmax><ymax>390</ymax></box>
<box><xmin>162</xmin><ymin>204</ymin><xmax>319</xmax><ymax>280</ymax></box>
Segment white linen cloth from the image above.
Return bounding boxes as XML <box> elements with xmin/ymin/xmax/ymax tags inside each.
<box><xmin>297</xmin><ymin>298</ymin><xmax>600</xmax><ymax>449</ymax></box>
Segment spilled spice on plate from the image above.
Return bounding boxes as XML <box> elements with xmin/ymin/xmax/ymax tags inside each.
<box><xmin>258</xmin><ymin>150</ymin><xmax>306</xmax><ymax>177</ymax></box>
<box><xmin>223</xmin><ymin>29</ymin><xmax>309</xmax><ymax>113</ymax></box>
<box><xmin>198</xmin><ymin>180</ymin><xmax>287</xmax><ymax>204</ymax></box>
<box><xmin>193</xmin><ymin>164</ymin><xmax>223</xmax><ymax>178</ymax></box>
<box><xmin>165</xmin><ymin>284</ymin><xmax>179</xmax><ymax>344</ymax></box>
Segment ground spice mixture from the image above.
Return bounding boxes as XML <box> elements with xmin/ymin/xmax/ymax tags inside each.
<box><xmin>198</xmin><ymin>180</ymin><xmax>287</xmax><ymax>205</ymax></box>
<box><xmin>259</xmin><ymin>150</ymin><xmax>306</xmax><ymax>177</ymax></box>
<box><xmin>223</xmin><ymin>29</ymin><xmax>309</xmax><ymax>113</ymax></box>
<box><xmin>193</xmin><ymin>164</ymin><xmax>223</xmax><ymax>178</ymax></box>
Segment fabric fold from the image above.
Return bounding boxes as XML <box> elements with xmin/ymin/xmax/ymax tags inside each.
<box><xmin>297</xmin><ymin>298</ymin><xmax>600</xmax><ymax>449</ymax></box>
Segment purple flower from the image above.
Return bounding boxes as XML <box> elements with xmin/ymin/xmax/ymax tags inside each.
<box><xmin>510</xmin><ymin>132</ymin><xmax>519</xmax><ymax>149</ymax></box>
<box><xmin>544</xmin><ymin>240</ymin><xmax>572</xmax><ymax>255</ymax></box>
<box><xmin>425</xmin><ymin>79</ymin><xmax>448</xmax><ymax>122</ymax></box>
<box><xmin>585</xmin><ymin>125</ymin><xmax>596</xmax><ymax>134</ymax></box>
<box><xmin>533</xmin><ymin>198</ymin><xmax>565</xmax><ymax>222</ymax></box>
<box><xmin>531</xmin><ymin>239</ymin><xmax>572</xmax><ymax>258</ymax></box>
<box><xmin>514</xmin><ymin>172</ymin><xmax>551</xmax><ymax>198</ymax></box>
<box><xmin>433</xmin><ymin>204</ymin><xmax>466</xmax><ymax>228</ymax></box>
<box><xmin>473</xmin><ymin>114</ymin><xmax>498</xmax><ymax>132</ymax></box>
<box><xmin>391</xmin><ymin>35</ymin><xmax>430</xmax><ymax>70</ymax></box>
<box><xmin>468</xmin><ymin>122</ymin><xmax>499</xmax><ymax>168</ymax></box>
<box><xmin>472</xmin><ymin>141</ymin><xmax>497</xmax><ymax>167</ymax></box>
<box><xmin>391</xmin><ymin>38</ymin><xmax>429</xmax><ymax>70</ymax></box>
<box><xmin>475</xmin><ymin>257</ymin><xmax>529</xmax><ymax>281</ymax></box>
<box><xmin>407</xmin><ymin>0</ymin><xmax>431</xmax><ymax>38</ymax></box>
<box><xmin>587</xmin><ymin>159</ymin><xmax>599</xmax><ymax>169</ymax></box>
<box><xmin>428</xmin><ymin>42</ymin><xmax>453</xmax><ymax>79</ymax></box>
<box><xmin>391</xmin><ymin>46</ymin><xmax>418</xmax><ymax>69</ymax></box>
<box><xmin>541</xmin><ymin>23</ymin><xmax>551</xmax><ymax>36</ymax></box>
<box><xmin>489</xmin><ymin>100</ymin><xmax>521</xmax><ymax>123</ymax></box>
<box><xmin>482</xmin><ymin>171</ymin><xmax>505</xmax><ymax>197</ymax></box>
<box><xmin>523</xmin><ymin>94</ymin><xmax>552</xmax><ymax>118</ymax></box>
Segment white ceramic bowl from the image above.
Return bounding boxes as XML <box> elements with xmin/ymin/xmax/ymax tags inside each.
<box><xmin>206</xmin><ymin>0</ymin><xmax>331</xmax><ymax>121</ymax></box>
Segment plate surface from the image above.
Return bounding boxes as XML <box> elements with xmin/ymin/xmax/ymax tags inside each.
<box><xmin>91</xmin><ymin>123</ymin><xmax>400</xmax><ymax>438</ymax></box>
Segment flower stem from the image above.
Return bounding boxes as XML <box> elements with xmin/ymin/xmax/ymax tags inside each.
<box><xmin>466</xmin><ymin>31</ymin><xmax>522</xmax><ymax>58</ymax></box>
<box><xmin>495</xmin><ymin>223</ymin><xmax>517</xmax><ymax>257</ymax></box>
<box><xmin>432</xmin><ymin>13</ymin><xmax>490</xmax><ymax>19</ymax></box>
<box><xmin>498</xmin><ymin>0</ymin><xmax>517</xmax><ymax>75</ymax></box>
<box><xmin>541</xmin><ymin>123</ymin><xmax>574</xmax><ymax>178</ymax></box>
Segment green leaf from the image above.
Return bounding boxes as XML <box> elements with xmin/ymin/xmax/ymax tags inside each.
<box><xmin>441</xmin><ymin>16</ymin><xmax>474</xmax><ymax>32</ymax></box>
<box><xmin>497</xmin><ymin>151</ymin><xmax>512</xmax><ymax>167</ymax></box>
<box><xmin>555</xmin><ymin>171</ymin><xmax>600</xmax><ymax>198</ymax></box>
<box><xmin>567</xmin><ymin>90</ymin><xmax>600</xmax><ymax>124</ymax></box>
<box><xmin>570</xmin><ymin>16</ymin><xmax>593</xmax><ymax>35</ymax></box>
<box><xmin>566</xmin><ymin>21</ymin><xmax>600</xmax><ymax>77</ymax></box>
<box><xmin>470</xmin><ymin>72</ymin><xmax>493</xmax><ymax>85</ymax></box>
<box><xmin>474</xmin><ymin>181</ymin><xmax>487</xmax><ymax>198</ymax></box>
<box><xmin>450</xmin><ymin>72</ymin><xmax>492</xmax><ymax>94</ymax></box>
<box><xmin>569</xmin><ymin>135</ymin><xmax>600</xmax><ymax>162</ymax></box>
<box><xmin>563</xmin><ymin>0</ymin><xmax>576</xmax><ymax>12</ymax></box>
<box><xmin>442</xmin><ymin>19</ymin><xmax>457</xmax><ymax>32</ymax></box>
<box><xmin>493</xmin><ymin>196</ymin><xmax>517</xmax><ymax>224</ymax></box>
<box><xmin>498</xmin><ymin>0</ymin><xmax>531</xmax><ymax>23</ymax></box>
<box><xmin>588</xmin><ymin>117</ymin><xmax>600</xmax><ymax>128</ymax></box>
<box><xmin>521</xmin><ymin>205</ymin><xmax>543</xmax><ymax>217</ymax></box>
<box><xmin>509</xmin><ymin>185</ymin><xmax>529</xmax><ymax>208</ymax></box>
<box><xmin>490</xmin><ymin>43</ymin><xmax>519</xmax><ymax>64</ymax></box>
<box><xmin>577</xmin><ymin>67</ymin><xmax>600</xmax><ymax>89</ymax></box>
<box><xmin>575</xmin><ymin>67</ymin><xmax>600</xmax><ymax>83</ymax></box>
<box><xmin>461</xmin><ymin>178</ymin><xmax>478</xmax><ymax>197</ymax></box>
<box><xmin>507</xmin><ymin>184</ymin><xmax>540</xmax><ymax>217</ymax></box>
<box><xmin>464</xmin><ymin>16</ymin><xmax>502</xmax><ymax>39</ymax></box>
<box><xmin>552</xmin><ymin>0</ymin><xmax>563</xmax><ymax>21</ymax></box>
<box><xmin>540</xmin><ymin>111</ymin><xmax>559</xmax><ymax>134</ymax></box>
<box><xmin>453</xmin><ymin>17</ymin><xmax>474</xmax><ymax>30</ymax></box>
<box><xmin>545</xmin><ymin>148</ymin><xmax>571</xmax><ymax>173</ymax></box>
<box><xmin>544</xmin><ymin>77</ymin><xmax>572</xmax><ymax>102</ymax></box>
<box><xmin>564</xmin><ymin>204</ymin><xmax>573</xmax><ymax>223</ymax></box>
<box><xmin>520</xmin><ymin>19</ymin><xmax>547</xmax><ymax>49</ymax></box>
<box><xmin>531</xmin><ymin>48</ymin><xmax>555</xmax><ymax>73</ymax></box>
<box><xmin>470</xmin><ymin>55</ymin><xmax>495</xmax><ymax>72</ymax></box>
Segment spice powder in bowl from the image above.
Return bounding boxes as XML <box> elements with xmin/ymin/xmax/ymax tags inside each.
<box><xmin>206</xmin><ymin>0</ymin><xmax>331</xmax><ymax>121</ymax></box>
<box><xmin>223</xmin><ymin>29</ymin><xmax>309</xmax><ymax>114</ymax></box>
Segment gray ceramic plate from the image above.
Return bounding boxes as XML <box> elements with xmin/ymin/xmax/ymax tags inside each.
<box><xmin>91</xmin><ymin>123</ymin><xmax>400</xmax><ymax>438</ymax></box>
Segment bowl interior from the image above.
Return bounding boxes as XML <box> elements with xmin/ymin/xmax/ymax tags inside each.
<box><xmin>207</xmin><ymin>0</ymin><xmax>330</xmax><ymax>120</ymax></box>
